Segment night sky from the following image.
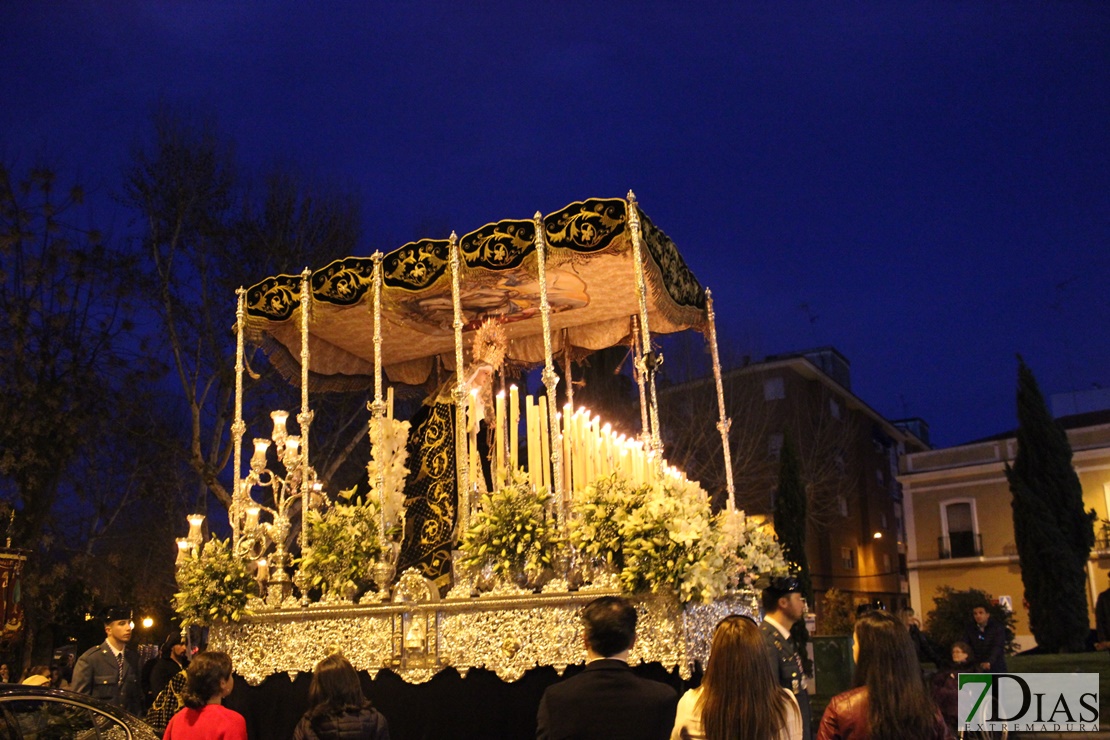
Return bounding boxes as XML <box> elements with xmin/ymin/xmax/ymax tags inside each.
<box><xmin>3</xmin><ymin>2</ymin><xmax>1108</xmax><ymax>448</ymax></box>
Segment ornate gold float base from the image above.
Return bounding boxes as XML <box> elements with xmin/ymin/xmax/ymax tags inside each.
<box><xmin>209</xmin><ymin>585</ymin><xmax>758</xmax><ymax>685</ymax></box>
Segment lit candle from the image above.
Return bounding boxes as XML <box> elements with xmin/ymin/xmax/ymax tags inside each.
<box><xmin>525</xmin><ymin>396</ymin><xmax>538</xmax><ymax>488</ymax></box>
<box><xmin>175</xmin><ymin>538</ymin><xmax>191</xmax><ymax>565</ymax></box>
<box><xmin>187</xmin><ymin>514</ymin><xmax>205</xmax><ymax>544</ymax></box>
<box><xmin>270</xmin><ymin>410</ymin><xmax>289</xmax><ymax>445</ymax></box>
<box><xmin>509</xmin><ymin>385</ymin><xmax>519</xmax><ymax>472</ymax></box>
<box><xmin>256</xmin><ymin>558</ymin><xmax>269</xmax><ymax>582</ymax></box>
<box><xmin>285</xmin><ymin>436</ymin><xmax>301</xmax><ymax>461</ymax></box>
<box><xmin>495</xmin><ymin>391</ymin><xmax>506</xmax><ymax>484</ymax></box>
<box><xmin>245</xmin><ymin>506</ymin><xmax>260</xmax><ymax>531</ymax></box>
<box><xmin>573</xmin><ymin>409</ymin><xmax>587</xmax><ymax>493</ymax></box>
<box><xmin>251</xmin><ymin>439</ymin><xmax>271</xmax><ymax>471</ymax></box>
<box><xmin>469</xmin><ymin>389</ymin><xmax>480</xmax><ymax>487</ymax></box>
<box><xmin>561</xmin><ymin>406</ymin><xmax>572</xmax><ymax>495</ymax></box>
<box><xmin>538</xmin><ymin>395</ymin><xmax>550</xmax><ymax>494</ymax></box>
<box><xmin>602</xmin><ymin>423</ymin><xmax>612</xmax><ymax>477</ymax></box>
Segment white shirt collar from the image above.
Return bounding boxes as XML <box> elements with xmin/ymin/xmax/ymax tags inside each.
<box><xmin>764</xmin><ymin>614</ymin><xmax>792</xmax><ymax>640</ymax></box>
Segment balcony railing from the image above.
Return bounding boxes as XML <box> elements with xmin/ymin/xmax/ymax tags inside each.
<box><xmin>938</xmin><ymin>532</ymin><xmax>983</xmax><ymax>559</ymax></box>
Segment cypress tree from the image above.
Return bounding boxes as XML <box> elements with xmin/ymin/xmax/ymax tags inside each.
<box><xmin>1006</xmin><ymin>356</ymin><xmax>1095</xmax><ymax>652</ymax></box>
<box><xmin>774</xmin><ymin>433</ymin><xmax>814</xmax><ymax>671</ymax></box>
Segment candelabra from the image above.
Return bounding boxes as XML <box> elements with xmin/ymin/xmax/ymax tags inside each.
<box><xmin>235</xmin><ymin>409</ymin><xmax>322</xmax><ymax>604</ymax></box>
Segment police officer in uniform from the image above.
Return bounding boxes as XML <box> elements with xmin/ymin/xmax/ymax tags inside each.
<box><xmin>71</xmin><ymin>606</ymin><xmax>142</xmax><ymax>715</ymax></box>
<box><xmin>761</xmin><ymin>577</ymin><xmax>812</xmax><ymax>740</ymax></box>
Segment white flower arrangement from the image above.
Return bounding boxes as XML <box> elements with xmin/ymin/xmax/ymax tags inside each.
<box><xmin>366</xmin><ymin>416</ymin><xmax>411</xmax><ymax>534</ymax></box>
<box><xmin>716</xmin><ymin>508</ymin><xmax>789</xmax><ymax>586</ymax></box>
<box><xmin>618</xmin><ymin>478</ymin><xmax>727</xmax><ymax>604</ymax></box>
<box><xmin>564</xmin><ymin>473</ymin><xmax>790</xmax><ymax>604</ymax></box>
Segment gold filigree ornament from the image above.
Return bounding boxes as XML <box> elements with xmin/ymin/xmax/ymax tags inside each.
<box><xmin>471</xmin><ymin>318</ymin><xmax>507</xmax><ymax>371</ymax></box>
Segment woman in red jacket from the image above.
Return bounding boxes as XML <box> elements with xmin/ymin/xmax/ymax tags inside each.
<box><xmin>163</xmin><ymin>651</ymin><xmax>247</xmax><ymax>740</ymax></box>
<box><xmin>817</xmin><ymin>610</ymin><xmax>951</xmax><ymax>740</ymax></box>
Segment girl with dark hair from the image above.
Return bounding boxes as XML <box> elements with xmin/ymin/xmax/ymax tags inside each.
<box><xmin>163</xmin><ymin>651</ymin><xmax>247</xmax><ymax>740</ymax></box>
<box><xmin>817</xmin><ymin>610</ymin><xmax>951</xmax><ymax>740</ymax></box>
<box><xmin>293</xmin><ymin>654</ymin><xmax>390</xmax><ymax>740</ymax></box>
<box><xmin>670</xmin><ymin>615</ymin><xmax>803</xmax><ymax>740</ymax></box>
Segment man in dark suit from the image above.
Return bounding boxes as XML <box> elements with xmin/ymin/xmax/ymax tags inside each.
<box><xmin>761</xmin><ymin>577</ymin><xmax>812</xmax><ymax>740</ymax></box>
<box><xmin>536</xmin><ymin>596</ymin><xmax>678</xmax><ymax>740</ymax></box>
<box><xmin>964</xmin><ymin>602</ymin><xmax>1007</xmax><ymax>672</ymax></box>
<box><xmin>71</xmin><ymin>606</ymin><xmax>142</xmax><ymax>715</ymax></box>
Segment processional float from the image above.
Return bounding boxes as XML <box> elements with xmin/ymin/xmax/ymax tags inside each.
<box><xmin>179</xmin><ymin>194</ymin><xmax>784</xmax><ymax>685</ymax></box>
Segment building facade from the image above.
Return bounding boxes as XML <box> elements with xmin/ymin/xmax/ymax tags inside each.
<box><xmin>898</xmin><ymin>412</ymin><xmax>1110</xmax><ymax>650</ymax></box>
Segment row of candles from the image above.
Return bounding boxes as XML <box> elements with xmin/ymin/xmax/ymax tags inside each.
<box><xmin>466</xmin><ymin>385</ymin><xmax>672</xmax><ymax>499</ymax></box>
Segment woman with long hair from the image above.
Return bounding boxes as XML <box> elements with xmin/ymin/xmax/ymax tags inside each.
<box><xmin>817</xmin><ymin>610</ymin><xmax>951</xmax><ymax>740</ymax></box>
<box><xmin>293</xmin><ymin>653</ymin><xmax>390</xmax><ymax>740</ymax></box>
<box><xmin>671</xmin><ymin>614</ymin><xmax>803</xmax><ymax>740</ymax></box>
<box><xmin>163</xmin><ymin>651</ymin><xmax>247</xmax><ymax>740</ymax></box>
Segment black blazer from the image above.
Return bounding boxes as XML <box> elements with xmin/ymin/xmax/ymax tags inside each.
<box><xmin>536</xmin><ymin>659</ymin><xmax>678</xmax><ymax>740</ymax></box>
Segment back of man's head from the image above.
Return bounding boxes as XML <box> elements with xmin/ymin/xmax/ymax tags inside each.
<box><xmin>582</xmin><ymin>596</ymin><xmax>637</xmax><ymax>657</ymax></box>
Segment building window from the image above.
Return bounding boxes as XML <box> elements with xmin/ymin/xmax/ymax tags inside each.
<box><xmin>764</xmin><ymin>377</ymin><xmax>785</xmax><ymax>401</ymax></box>
<box><xmin>837</xmin><ymin>495</ymin><xmax>848</xmax><ymax>517</ymax></box>
<box><xmin>840</xmin><ymin>546</ymin><xmax>857</xmax><ymax>570</ymax></box>
<box><xmin>768</xmin><ymin>433</ymin><xmax>784</xmax><ymax>460</ymax></box>
<box><xmin>880</xmin><ymin>512</ymin><xmax>888</xmax><ymax>529</ymax></box>
<box><xmin>875</xmin><ymin>468</ymin><xmax>884</xmax><ymax>485</ymax></box>
<box><xmin>940</xmin><ymin>499</ymin><xmax>980</xmax><ymax>558</ymax></box>
<box><xmin>882</xmin><ymin>553</ymin><xmax>892</xmax><ymax>573</ymax></box>
<box><xmin>830</xmin><ymin>398</ymin><xmax>841</xmax><ymax>419</ymax></box>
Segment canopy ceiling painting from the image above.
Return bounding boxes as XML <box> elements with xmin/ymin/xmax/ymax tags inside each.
<box><xmin>243</xmin><ymin>197</ymin><xmax>706</xmax><ymax>390</ymax></box>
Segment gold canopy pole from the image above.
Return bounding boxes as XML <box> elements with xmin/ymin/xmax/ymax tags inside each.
<box><xmin>449</xmin><ymin>233</ymin><xmax>471</xmax><ymax>537</ymax></box>
<box><xmin>533</xmin><ymin>211</ymin><xmax>565</xmax><ymax>524</ymax></box>
<box><xmin>705</xmin><ymin>290</ymin><xmax>736</xmax><ymax>511</ymax></box>
<box><xmin>562</xmin><ymin>329</ymin><xmax>574</xmax><ymax>410</ymax></box>
<box><xmin>627</xmin><ymin>191</ymin><xmax>663</xmax><ymax>469</ymax></box>
<box><xmin>368</xmin><ymin>252</ymin><xmax>387</xmax><ymax>542</ymax></box>
<box><xmin>632</xmin><ymin>316</ymin><xmax>650</xmax><ymax>443</ymax></box>
<box><xmin>368</xmin><ymin>252</ymin><xmax>395</xmax><ymax>592</ymax></box>
<box><xmin>231</xmin><ymin>287</ymin><xmax>247</xmax><ymax>550</ymax></box>
<box><xmin>297</xmin><ymin>268</ymin><xmax>315</xmax><ymax>556</ymax></box>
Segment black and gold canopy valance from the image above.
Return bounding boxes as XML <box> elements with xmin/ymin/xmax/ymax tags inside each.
<box><xmin>244</xmin><ymin>197</ymin><xmax>706</xmax><ymax>391</ymax></box>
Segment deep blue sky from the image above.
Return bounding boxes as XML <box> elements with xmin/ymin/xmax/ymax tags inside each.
<box><xmin>3</xmin><ymin>2</ymin><xmax>1108</xmax><ymax>448</ymax></box>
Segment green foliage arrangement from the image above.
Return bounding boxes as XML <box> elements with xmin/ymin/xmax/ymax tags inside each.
<box><xmin>298</xmin><ymin>487</ymin><xmax>384</xmax><ymax>599</ymax></box>
<box><xmin>173</xmin><ymin>538</ymin><xmax>254</xmax><ymax>627</ymax></box>
<box><xmin>925</xmin><ymin>586</ymin><xmax>1019</xmax><ymax>656</ymax></box>
<box><xmin>459</xmin><ymin>472</ymin><xmax>562</xmax><ymax>582</ymax></box>
<box><xmin>568</xmin><ymin>473</ymin><xmax>648</xmax><ymax>569</ymax></box>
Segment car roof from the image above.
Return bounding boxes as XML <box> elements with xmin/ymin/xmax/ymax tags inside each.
<box><xmin>0</xmin><ymin>685</ymin><xmax>159</xmax><ymax>739</ymax></box>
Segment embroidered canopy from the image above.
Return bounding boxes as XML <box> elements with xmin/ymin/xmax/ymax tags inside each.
<box><xmin>244</xmin><ymin>197</ymin><xmax>706</xmax><ymax>391</ymax></box>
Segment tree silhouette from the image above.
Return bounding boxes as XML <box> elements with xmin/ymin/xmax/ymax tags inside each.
<box><xmin>1006</xmin><ymin>356</ymin><xmax>1094</xmax><ymax>652</ymax></box>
